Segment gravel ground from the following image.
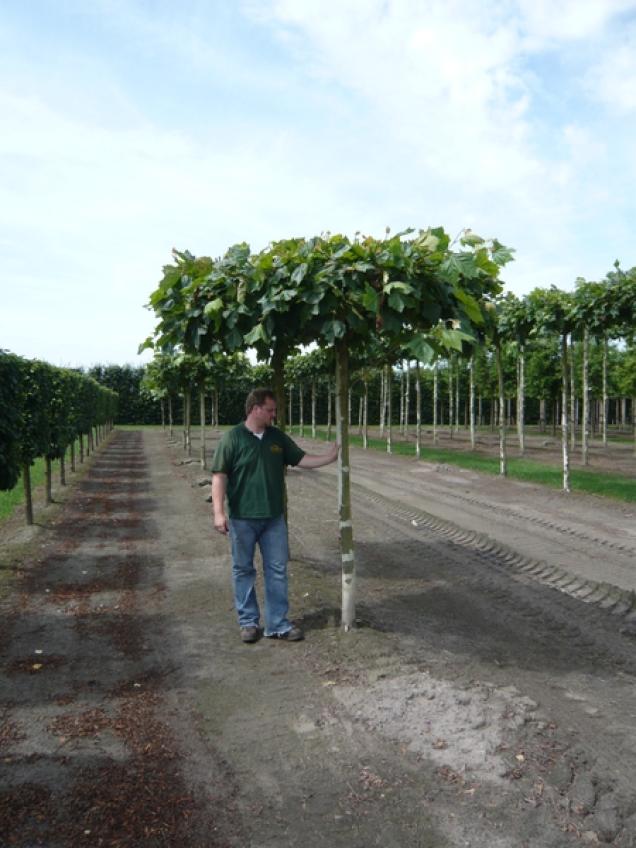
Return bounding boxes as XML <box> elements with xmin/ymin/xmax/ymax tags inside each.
<box><xmin>1</xmin><ymin>427</ymin><xmax>635</xmax><ymax>847</ymax></box>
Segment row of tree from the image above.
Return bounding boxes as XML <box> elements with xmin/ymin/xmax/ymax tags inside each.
<box><xmin>0</xmin><ymin>352</ymin><xmax>118</xmax><ymax>524</ymax></box>
<box><xmin>139</xmin><ymin>230</ymin><xmax>635</xmax><ymax>628</ymax></box>
<box><xmin>140</xmin><ymin>228</ymin><xmax>514</xmax><ymax>629</ymax></box>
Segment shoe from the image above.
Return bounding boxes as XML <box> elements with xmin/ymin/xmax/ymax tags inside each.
<box><xmin>240</xmin><ymin>626</ymin><xmax>260</xmax><ymax>643</ymax></box>
<box><xmin>267</xmin><ymin>626</ymin><xmax>304</xmax><ymax>642</ymax></box>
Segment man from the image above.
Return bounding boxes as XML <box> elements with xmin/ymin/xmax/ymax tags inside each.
<box><xmin>211</xmin><ymin>387</ymin><xmax>339</xmax><ymax>643</ymax></box>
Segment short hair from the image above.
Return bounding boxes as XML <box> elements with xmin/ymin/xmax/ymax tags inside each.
<box><xmin>245</xmin><ymin>388</ymin><xmax>276</xmax><ymax>416</ymax></box>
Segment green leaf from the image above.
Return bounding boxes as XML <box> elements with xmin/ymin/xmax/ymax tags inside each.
<box><xmin>491</xmin><ymin>240</ymin><xmax>515</xmax><ymax>266</ymax></box>
<box><xmin>291</xmin><ymin>263</ymin><xmax>309</xmax><ymax>285</ymax></box>
<box><xmin>405</xmin><ymin>335</ymin><xmax>436</xmax><ymax>364</ymax></box>
<box><xmin>203</xmin><ymin>298</ymin><xmax>224</xmax><ymax>316</ymax></box>
<box><xmin>244</xmin><ymin>323</ymin><xmax>269</xmax><ymax>345</ymax></box>
<box><xmin>320</xmin><ymin>319</ymin><xmax>346</xmax><ymax>343</ymax></box>
<box><xmin>361</xmin><ymin>285</ymin><xmax>379</xmax><ymax>313</ymax></box>
<box><xmin>453</xmin><ymin>288</ymin><xmax>484</xmax><ymax>323</ymax></box>
<box><xmin>387</xmin><ymin>291</ymin><xmax>405</xmax><ymax>312</ymax></box>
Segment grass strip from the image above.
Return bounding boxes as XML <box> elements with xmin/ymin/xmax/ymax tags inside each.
<box><xmin>0</xmin><ymin>438</ymin><xmax>88</xmax><ymax>523</ymax></box>
<box><xmin>297</xmin><ymin>427</ymin><xmax>636</xmax><ymax>503</ymax></box>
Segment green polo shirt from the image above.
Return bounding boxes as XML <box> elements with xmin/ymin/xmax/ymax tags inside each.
<box><xmin>211</xmin><ymin>423</ymin><xmax>305</xmax><ymax>519</ymax></box>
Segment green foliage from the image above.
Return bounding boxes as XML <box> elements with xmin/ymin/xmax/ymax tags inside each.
<box><xmin>0</xmin><ymin>353</ymin><xmax>117</xmax><ymax>492</ymax></box>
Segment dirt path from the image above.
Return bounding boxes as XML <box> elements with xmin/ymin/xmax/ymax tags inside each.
<box><xmin>1</xmin><ymin>429</ymin><xmax>636</xmax><ymax>847</ymax></box>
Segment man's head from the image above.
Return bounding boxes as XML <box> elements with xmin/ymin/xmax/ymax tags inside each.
<box><xmin>245</xmin><ymin>388</ymin><xmax>277</xmax><ymax>428</ymax></box>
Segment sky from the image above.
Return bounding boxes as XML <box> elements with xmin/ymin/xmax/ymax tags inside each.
<box><xmin>2</xmin><ymin>0</ymin><xmax>636</xmax><ymax>368</ymax></box>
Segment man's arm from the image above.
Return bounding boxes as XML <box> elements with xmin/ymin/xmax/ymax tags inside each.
<box><xmin>297</xmin><ymin>442</ymin><xmax>339</xmax><ymax>469</ymax></box>
<box><xmin>212</xmin><ymin>472</ymin><xmax>229</xmax><ymax>534</ymax></box>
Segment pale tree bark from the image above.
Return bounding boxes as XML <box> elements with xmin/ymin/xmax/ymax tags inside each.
<box><xmin>168</xmin><ymin>396</ymin><xmax>174</xmax><ymax>438</ymax></box>
<box><xmin>311</xmin><ymin>380</ymin><xmax>317</xmax><ymax>439</ymax></box>
<box><xmin>186</xmin><ymin>390</ymin><xmax>192</xmax><ymax>456</ymax></box>
<box><xmin>23</xmin><ymin>463</ymin><xmax>34</xmax><ymax>525</ymax></box>
<box><xmin>385</xmin><ymin>364</ymin><xmax>393</xmax><ymax>454</ymax></box>
<box><xmin>357</xmin><ymin>394</ymin><xmax>363</xmax><ymax>436</ymax></box>
<box><xmin>288</xmin><ymin>385</ymin><xmax>293</xmax><ymax>433</ymax></box>
<box><xmin>560</xmin><ymin>333</ymin><xmax>571</xmax><ymax>492</ymax></box>
<box><xmin>362</xmin><ymin>379</ymin><xmax>369</xmax><ymax>449</ymax></box>
<box><xmin>348</xmin><ymin>385</ymin><xmax>352</xmax><ymax>428</ymax></box>
<box><xmin>399</xmin><ymin>366</ymin><xmax>405</xmax><ymax>435</ymax></box>
<box><xmin>582</xmin><ymin>327</ymin><xmax>590</xmax><ymax>466</ymax></box>
<box><xmin>539</xmin><ymin>398</ymin><xmax>546</xmax><ymax>434</ymax></box>
<box><xmin>469</xmin><ymin>354</ymin><xmax>476</xmax><ymax>451</ymax></box>
<box><xmin>448</xmin><ymin>358</ymin><xmax>454</xmax><ymax>440</ymax></box>
<box><xmin>45</xmin><ymin>457</ymin><xmax>53</xmax><ymax>505</ymax></box>
<box><xmin>415</xmin><ymin>361</ymin><xmax>422</xmax><ymax>458</ymax></box>
<box><xmin>602</xmin><ymin>335</ymin><xmax>608</xmax><ymax>448</ymax></box>
<box><xmin>495</xmin><ymin>344</ymin><xmax>507</xmax><ymax>476</ymax></box>
<box><xmin>570</xmin><ymin>337</ymin><xmax>577</xmax><ymax>451</ymax></box>
<box><xmin>327</xmin><ymin>381</ymin><xmax>332</xmax><ymax>441</ymax></box>
<box><xmin>199</xmin><ymin>389</ymin><xmax>206</xmax><ymax>468</ymax></box>
<box><xmin>335</xmin><ymin>340</ymin><xmax>356</xmax><ymax>631</ymax></box>
<box><xmin>379</xmin><ymin>368</ymin><xmax>386</xmax><ymax>437</ymax></box>
<box><xmin>405</xmin><ymin>360</ymin><xmax>411</xmax><ymax>437</ymax></box>
<box><xmin>517</xmin><ymin>343</ymin><xmax>526</xmax><ymax>456</ymax></box>
<box><xmin>299</xmin><ymin>383</ymin><xmax>305</xmax><ymax>438</ymax></box>
<box><xmin>433</xmin><ymin>361</ymin><xmax>439</xmax><ymax>445</ymax></box>
<box><xmin>161</xmin><ymin>399</ymin><xmax>165</xmax><ymax>432</ymax></box>
<box><xmin>455</xmin><ymin>364</ymin><xmax>460</xmax><ymax>435</ymax></box>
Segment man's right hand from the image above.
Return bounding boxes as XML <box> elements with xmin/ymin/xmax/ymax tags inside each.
<box><xmin>214</xmin><ymin>513</ymin><xmax>229</xmax><ymax>535</ymax></box>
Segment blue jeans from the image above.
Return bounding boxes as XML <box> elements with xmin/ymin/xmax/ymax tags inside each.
<box><xmin>228</xmin><ymin>515</ymin><xmax>291</xmax><ymax>636</ymax></box>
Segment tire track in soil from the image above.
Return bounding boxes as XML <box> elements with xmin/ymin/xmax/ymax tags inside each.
<box><xmin>0</xmin><ymin>431</ymin><xmax>234</xmax><ymax>847</ymax></box>
<box><xmin>288</xmin><ymin>469</ymin><xmax>636</xmax><ymax>846</ymax></box>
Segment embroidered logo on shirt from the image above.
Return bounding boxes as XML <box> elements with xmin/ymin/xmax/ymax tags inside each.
<box><xmin>270</xmin><ymin>444</ymin><xmax>283</xmax><ymax>454</ymax></box>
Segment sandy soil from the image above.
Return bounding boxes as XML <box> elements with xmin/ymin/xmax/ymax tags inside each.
<box><xmin>1</xmin><ymin>427</ymin><xmax>635</xmax><ymax>847</ymax></box>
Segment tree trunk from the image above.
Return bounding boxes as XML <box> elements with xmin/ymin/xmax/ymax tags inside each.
<box><xmin>311</xmin><ymin>380</ymin><xmax>316</xmax><ymax>439</ymax></box>
<box><xmin>455</xmin><ymin>364</ymin><xmax>460</xmax><ymax>434</ymax></box>
<box><xmin>496</xmin><ymin>344</ymin><xmax>507</xmax><ymax>476</ymax></box>
<box><xmin>70</xmin><ymin>439</ymin><xmax>76</xmax><ymax>473</ymax></box>
<box><xmin>582</xmin><ymin>327</ymin><xmax>590</xmax><ymax>466</ymax></box>
<box><xmin>272</xmin><ymin>347</ymin><xmax>287</xmax><ymax>432</ymax></box>
<box><xmin>385</xmin><ymin>364</ymin><xmax>393</xmax><ymax>454</ymax></box>
<box><xmin>539</xmin><ymin>399</ymin><xmax>546</xmax><ymax>434</ymax></box>
<box><xmin>186</xmin><ymin>390</ymin><xmax>192</xmax><ymax>456</ymax></box>
<box><xmin>602</xmin><ymin>335</ymin><xmax>608</xmax><ymax>448</ymax></box>
<box><xmin>399</xmin><ymin>366</ymin><xmax>405</xmax><ymax>435</ymax></box>
<box><xmin>288</xmin><ymin>385</ymin><xmax>293</xmax><ymax>433</ymax></box>
<box><xmin>348</xmin><ymin>385</ymin><xmax>352</xmax><ymax>429</ymax></box>
<box><xmin>415</xmin><ymin>361</ymin><xmax>422</xmax><ymax>458</ymax></box>
<box><xmin>168</xmin><ymin>396</ymin><xmax>174</xmax><ymax>438</ymax></box>
<box><xmin>45</xmin><ymin>457</ymin><xmax>53</xmax><ymax>505</ymax></box>
<box><xmin>363</xmin><ymin>379</ymin><xmax>369</xmax><ymax>450</ymax></box>
<box><xmin>448</xmin><ymin>358</ymin><xmax>453</xmax><ymax>439</ymax></box>
<box><xmin>335</xmin><ymin>339</ymin><xmax>356</xmax><ymax>631</ymax></box>
<box><xmin>405</xmin><ymin>361</ymin><xmax>411</xmax><ymax>437</ymax></box>
<box><xmin>379</xmin><ymin>368</ymin><xmax>386</xmax><ymax>437</ymax></box>
<box><xmin>433</xmin><ymin>361</ymin><xmax>439</xmax><ymax>445</ymax></box>
<box><xmin>60</xmin><ymin>450</ymin><xmax>66</xmax><ymax>486</ymax></box>
<box><xmin>327</xmin><ymin>382</ymin><xmax>332</xmax><ymax>441</ymax></box>
<box><xmin>23</xmin><ymin>463</ymin><xmax>34</xmax><ymax>525</ymax></box>
<box><xmin>469</xmin><ymin>354</ymin><xmax>476</xmax><ymax>451</ymax></box>
<box><xmin>570</xmin><ymin>337</ymin><xmax>576</xmax><ymax>450</ymax></box>
<box><xmin>561</xmin><ymin>333</ymin><xmax>571</xmax><ymax>493</ymax></box>
<box><xmin>200</xmin><ymin>389</ymin><xmax>206</xmax><ymax>468</ymax></box>
<box><xmin>357</xmin><ymin>395</ymin><xmax>363</xmax><ymax>436</ymax></box>
<box><xmin>517</xmin><ymin>344</ymin><xmax>525</xmax><ymax>456</ymax></box>
<box><xmin>299</xmin><ymin>384</ymin><xmax>305</xmax><ymax>438</ymax></box>
<box><xmin>79</xmin><ymin>433</ymin><xmax>85</xmax><ymax>463</ymax></box>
